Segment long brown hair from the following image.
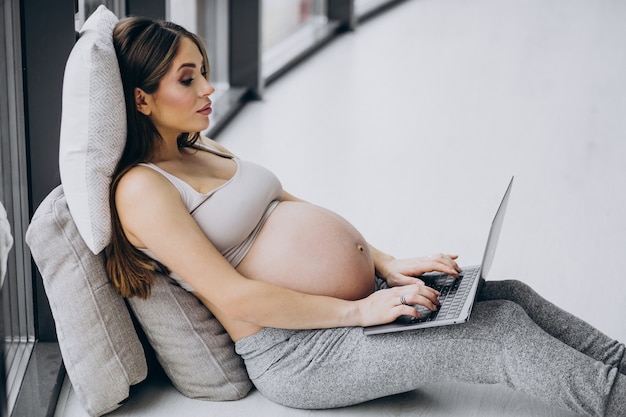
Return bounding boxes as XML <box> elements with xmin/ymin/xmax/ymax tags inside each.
<box><xmin>105</xmin><ymin>17</ymin><xmax>210</xmax><ymax>299</ymax></box>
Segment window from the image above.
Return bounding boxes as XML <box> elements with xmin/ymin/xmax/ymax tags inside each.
<box><xmin>167</xmin><ymin>0</ymin><xmax>231</xmax><ymax>134</ymax></box>
<box><xmin>75</xmin><ymin>0</ymin><xmax>126</xmax><ymax>28</ymax></box>
<box><xmin>1</xmin><ymin>0</ymin><xmax>35</xmax><ymax>414</ymax></box>
<box><xmin>261</xmin><ymin>0</ymin><xmax>331</xmax><ymax>81</ymax></box>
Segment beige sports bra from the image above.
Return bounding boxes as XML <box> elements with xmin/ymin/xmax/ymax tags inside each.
<box><xmin>138</xmin><ymin>141</ymin><xmax>283</xmax><ymax>292</ymax></box>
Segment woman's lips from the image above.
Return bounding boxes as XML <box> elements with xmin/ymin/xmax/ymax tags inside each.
<box><xmin>198</xmin><ymin>103</ymin><xmax>212</xmax><ymax>115</ymax></box>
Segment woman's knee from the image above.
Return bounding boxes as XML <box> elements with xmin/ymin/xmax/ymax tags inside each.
<box><xmin>476</xmin><ymin>299</ymin><xmax>530</xmax><ymax>337</ymax></box>
<box><xmin>504</xmin><ymin>279</ymin><xmax>534</xmax><ymax>297</ymax></box>
<box><xmin>482</xmin><ymin>298</ymin><xmax>524</xmax><ymax>316</ymax></box>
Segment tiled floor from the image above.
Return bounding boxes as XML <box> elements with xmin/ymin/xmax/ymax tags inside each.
<box><xmin>55</xmin><ymin>0</ymin><xmax>626</xmax><ymax>415</ymax></box>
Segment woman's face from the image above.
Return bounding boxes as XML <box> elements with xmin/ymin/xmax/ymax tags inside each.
<box><xmin>138</xmin><ymin>37</ymin><xmax>214</xmax><ymax>140</ymax></box>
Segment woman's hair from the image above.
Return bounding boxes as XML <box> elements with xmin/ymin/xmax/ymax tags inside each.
<box><xmin>105</xmin><ymin>17</ymin><xmax>210</xmax><ymax>299</ymax></box>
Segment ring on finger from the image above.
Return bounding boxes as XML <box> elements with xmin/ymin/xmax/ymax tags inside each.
<box><xmin>400</xmin><ymin>295</ymin><xmax>408</xmax><ymax>305</ymax></box>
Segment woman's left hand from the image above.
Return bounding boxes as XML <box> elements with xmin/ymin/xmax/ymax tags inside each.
<box><xmin>378</xmin><ymin>253</ymin><xmax>462</xmax><ymax>287</ymax></box>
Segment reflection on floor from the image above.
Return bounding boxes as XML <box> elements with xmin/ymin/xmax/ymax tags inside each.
<box><xmin>55</xmin><ymin>0</ymin><xmax>626</xmax><ymax>415</ymax></box>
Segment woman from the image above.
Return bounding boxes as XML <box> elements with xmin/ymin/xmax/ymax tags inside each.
<box><xmin>106</xmin><ymin>17</ymin><xmax>626</xmax><ymax>416</ymax></box>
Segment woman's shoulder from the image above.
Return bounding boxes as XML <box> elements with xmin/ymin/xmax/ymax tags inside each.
<box><xmin>116</xmin><ymin>164</ymin><xmax>180</xmax><ymax>203</ymax></box>
<box><xmin>119</xmin><ymin>163</ymin><xmax>164</xmax><ymax>183</ymax></box>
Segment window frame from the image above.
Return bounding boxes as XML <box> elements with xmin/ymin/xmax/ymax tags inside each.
<box><xmin>1</xmin><ymin>0</ymin><xmax>36</xmax><ymax>413</ymax></box>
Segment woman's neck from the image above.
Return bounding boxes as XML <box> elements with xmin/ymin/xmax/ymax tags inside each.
<box><xmin>151</xmin><ymin>134</ymin><xmax>186</xmax><ymax>163</ymax></box>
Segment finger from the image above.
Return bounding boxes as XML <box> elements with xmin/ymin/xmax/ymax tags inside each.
<box><xmin>401</xmin><ymin>286</ymin><xmax>441</xmax><ymax>311</ymax></box>
<box><xmin>446</xmin><ymin>254</ymin><xmax>462</xmax><ymax>273</ymax></box>
<box><xmin>427</xmin><ymin>260</ymin><xmax>458</xmax><ymax>277</ymax></box>
<box><xmin>393</xmin><ymin>304</ymin><xmax>421</xmax><ymax>319</ymax></box>
<box><xmin>388</xmin><ymin>273</ymin><xmax>425</xmax><ymax>287</ymax></box>
<box><xmin>428</xmin><ymin>254</ymin><xmax>461</xmax><ymax>276</ymax></box>
<box><xmin>400</xmin><ymin>274</ymin><xmax>425</xmax><ymax>286</ymax></box>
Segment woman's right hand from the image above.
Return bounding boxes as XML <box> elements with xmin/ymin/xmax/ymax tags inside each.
<box><xmin>355</xmin><ymin>283</ymin><xmax>440</xmax><ymax>327</ymax></box>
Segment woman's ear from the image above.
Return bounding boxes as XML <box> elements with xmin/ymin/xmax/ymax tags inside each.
<box><xmin>134</xmin><ymin>88</ymin><xmax>151</xmax><ymax>116</ymax></box>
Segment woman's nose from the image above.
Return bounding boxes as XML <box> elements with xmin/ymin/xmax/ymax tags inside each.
<box><xmin>201</xmin><ymin>79</ymin><xmax>215</xmax><ymax>97</ymax></box>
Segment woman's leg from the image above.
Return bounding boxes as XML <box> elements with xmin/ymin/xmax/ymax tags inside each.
<box><xmin>478</xmin><ymin>279</ymin><xmax>626</xmax><ymax>374</ymax></box>
<box><xmin>236</xmin><ymin>300</ymin><xmax>626</xmax><ymax>416</ymax></box>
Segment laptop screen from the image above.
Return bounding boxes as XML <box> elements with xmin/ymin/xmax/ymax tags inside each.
<box><xmin>479</xmin><ymin>177</ymin><xmax>514</xmax><ymax>279</ymax></box>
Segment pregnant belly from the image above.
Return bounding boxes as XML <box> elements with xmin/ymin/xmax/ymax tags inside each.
<box><xmin>236</xmin><ymin>201</ymin><xmax>376</xmax><ymax>300</ymax></box>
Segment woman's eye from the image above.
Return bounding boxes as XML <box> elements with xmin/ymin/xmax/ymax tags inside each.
<box><xmin>181</xmin><ymin>78</ymin><xmax>194</xmax><ymax>86</ymax></box>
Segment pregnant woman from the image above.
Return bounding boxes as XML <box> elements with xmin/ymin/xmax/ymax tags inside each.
<box><xmin>106</xmin><ymin>17</ymin><xmax>626</xmax><ymax>417</ymax></box>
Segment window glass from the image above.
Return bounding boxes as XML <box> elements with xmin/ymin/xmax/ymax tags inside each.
<box><xmin>262</xmin><ymin>0</ymin><xmax>317</xmax><ymax>51</ymax></box>
<box><xmin>168</xmin><ymin>0</ymin><xmax>230</xmax><ymax>133</ymax></box>
<box><xmin>75</xmin><ymin>0</ymin><xmax>126</xmax><ymax>29</ymax></box>
<box><xmin>261</xmin><ymin>0</ymin><xmax>328</xmax><ymax>80</ymax></box>
<box><xmin>168</xmin><ymin>0</ymin><xmax>230</xmax><ymax>99</ymax></box>
<box><xmin>1</xmin><ymin>0</ymin><xmax>35</xmax><ymax>414</ymax></box>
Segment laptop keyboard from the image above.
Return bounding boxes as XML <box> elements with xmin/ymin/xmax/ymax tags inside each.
<box><xmin>413</xmin><ymin>267</ymin><xmax>480</xmax><ymax>322</ymax></box>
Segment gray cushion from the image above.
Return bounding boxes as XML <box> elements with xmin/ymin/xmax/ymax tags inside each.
<box><xmin>26</xmin><ymin>185</ymin><xmax>147</xmax><ymax>416</ymax></box>
<box><xmin>127</xmin><ymin>273</ymin><xmax>253</xmax><ymax>400</ymax></box>
<box><xmin>27</xmin><ymin>186</ymin><xmax>252</xmax><ymax>413</ymax></box>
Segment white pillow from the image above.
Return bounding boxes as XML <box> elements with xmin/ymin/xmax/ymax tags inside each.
<box><xmin>59</xmin><ymin>5</ymin><xmax>126</xmax><ymax>254</ymax></box>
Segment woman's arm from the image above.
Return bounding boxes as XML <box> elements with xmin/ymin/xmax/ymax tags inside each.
<box><xmin>115</xmin><ymin>168</ymin><xmax>437</xmax><ymax>330</ymax></box>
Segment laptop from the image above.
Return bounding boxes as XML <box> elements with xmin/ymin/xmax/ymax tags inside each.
<box><xmin>364</xmin><ymin>177</ymin><xmax>514</xmax><ymax>335</ymax></box>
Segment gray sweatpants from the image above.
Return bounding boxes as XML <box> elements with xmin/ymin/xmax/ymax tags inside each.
<box><xmin>235</xmin><ymin>280</ymin><xmax>626</xmax><ymax>416</ymax></box>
